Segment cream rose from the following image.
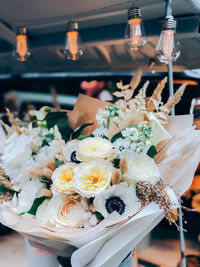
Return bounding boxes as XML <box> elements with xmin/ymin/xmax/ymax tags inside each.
<box><xmin>52</xmin><ymin>163</ymin><xmax>77</xmax><ymax>194</ymax></box>
<box><xmin>76</xmin><ymin>137</ymin><xmax>114</xmax><ymax>162</ymax></box>
<box><xmin>48</xmin><ymin>195</ymin><xmax>92</xmax><ymax>228</ymax></box>
<box><xmin>73</xmin><ymin>160</ymin><xmax>115</xmax><ymax>198</ymax></box>
<box><xmin>122</xmin><ymin>153</ymin><xmax>160</xmax><ymax>185</ymax></box>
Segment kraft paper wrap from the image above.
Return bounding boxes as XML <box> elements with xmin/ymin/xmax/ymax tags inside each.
<box><xmin>1</xmin><ymin>96</ymin><xmax>200</xmax><ymax>266</ymax></box>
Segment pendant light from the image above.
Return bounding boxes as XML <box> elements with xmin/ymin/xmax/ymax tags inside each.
<box><xmin>64</xmin><ymin>21</ymin><xmax>83</xmax><ymax>61</ymax></box>
<box><xmin>125</xmin><ymin>6</ymin><xmax>147</xmax><ymax>51</ymax></box>
<box><xmin>155</xmin><ymin>16</ymin><xmax>180</xmax><ymax>64</ymax></box>
<box><xmin>13</xmin><ymin>26</ymin><xmax>30</xmax><ymax>62</ymax></box>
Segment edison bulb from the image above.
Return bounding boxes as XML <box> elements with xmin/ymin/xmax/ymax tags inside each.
<box><xmin>64</xmin><ymin>21</ymin><xmax>83</xmax><ymax>61</ymax></box>
<box><xmin>155</xmin><ymin>17</ymin><xmax>180</xmax><ymax>64</ymax></box>
<box><xmin>13</xmin><ymin>26</ymin><xmax>30</xmax><ymax>62</ymax></box>
<box><xmin>125</xmin><ymin>7</ymin><xmax>146</xmax><ymax>51</ymax></box>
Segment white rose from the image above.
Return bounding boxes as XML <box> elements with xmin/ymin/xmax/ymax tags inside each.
<box><xmin>63</xmin><ymin>140</ymin><xmax>80</xmax><ymax>162</ymax></box>
<box><xmin>122</xmin><ymin>153</ymin><xmax>160</xmax><ymax>185</ymax></box>
<box><xmin>2</xmin><ymin>133</ymin><xmax>33</xmax><ymax>189</ymax></box>
<box><xmin>76</xmin><ymin>137</ymin><xmax>114</xmax><ymax>162</ymax></box>
<box><xmin>52</xmin><ymin>163</ymin><xmax>77</xmax><ymax>194</ymax></box>
<box><xmin>48</xmin><ymin>195</ymin><xmax>92</xmax><ymax>228</ymax></box>
<box><xmin>17</xmin><ymin>179</ymin><xmax>45</xmax><ymax>213</ymax></box>
<box><xmin>36</xmin><ymin>199</ymin><xmax>51</xmax><ymax>225</ymax></box>
<box><xmin>93</xmin><ymin>182</ymin><xmax>141</xmax><ymax>218</ymax></box>
<box><xmin>73</xmin><ymin>160</ymin><xmax>115</xmax><ymax>198</ymax></box>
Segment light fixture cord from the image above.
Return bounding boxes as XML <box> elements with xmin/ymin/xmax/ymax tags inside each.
<box><xmin>165</xmin><ymin>1</ymin><xmax>187</xmax><ymax>267</ymax></box>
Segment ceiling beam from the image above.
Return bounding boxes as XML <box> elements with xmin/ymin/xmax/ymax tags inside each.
<box><xmin>0</xmin><ymin>21</ymin><xmax>16</xmax><ymax>46</ymax></box>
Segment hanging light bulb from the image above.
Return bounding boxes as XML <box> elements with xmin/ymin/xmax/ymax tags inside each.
<box><xmin>64</xmin><ymin>21</ymin><xmax>83</xmax><ymax>61</ymax></box>
<box><xmin>155</xmin><ymin>16</ymin><xmax>180</xmax><ymax>64</ymax></box>
<box><xmin>125</xmin><ymin>6</ymin><xmax>146</xmax><ymax>51</ymax></box>
<box><xmin>13</xmin><ymin>26</ymin><xmax>30</xmax><ymax>62</ymax></box>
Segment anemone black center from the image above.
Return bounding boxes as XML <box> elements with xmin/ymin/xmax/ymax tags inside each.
<box><xmin>105</xmin><ymin>197</ymin><xmax>125</xmax><ymax>215</ymax></box>
<box><xmin>70</xmin><ymin>151</ymin><xmax>81</xmax><ymax>164</ymax></box>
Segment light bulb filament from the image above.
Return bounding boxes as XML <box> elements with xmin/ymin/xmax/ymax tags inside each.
<box><xmin>162</xmin><ymin>30</ymin><xmax>175</xmax><ymax>57</ymax></box>
<box><xmin>17</xmin><ymin>35</ymin><xmax>28</xmax><ymax>61</ymax></box>
<box><xmin>128</xmin><ymin>18</ymin><xmax>145</xmax><ymax>51</ymax></box>
<box><xmin>67</xmin><ymin>31</ymin><xmax>78</xmax><ymax>60</ymax></box>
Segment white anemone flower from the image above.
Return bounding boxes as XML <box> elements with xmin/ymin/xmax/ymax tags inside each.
<box><xmin>93</xmin><ymin>182</ymin><xmax>141</xmax><ymax>218</ymax></box>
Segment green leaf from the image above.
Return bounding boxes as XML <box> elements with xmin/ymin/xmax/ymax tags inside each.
<box><xmin>18</xmin><ymin>212</ymin><xmax>25</xmax><ymax>216</ymax></box>
<box><xmin>96</xmin><ymin>212</ymin><xmax>104</xmax><ymax>221</ymax></box>
<box><xmin>111</xmin><ymin>124</ymin><xmax>138</xmax><ymax>143</ymax></box>
<box><xmin>70</xmin><ymin>123</ymin><xmax>93</xmax><ymax>140</ymax></box>
<box><xmin>44</xmin><ymin>112</ymin><xmax>72</xmax><ymax>141</ymax></box>
<box><xmin>55</xmin><ymin>158</ymin><xmax>65</xmax><ymax>167</ymax></box>
<box><xmin>147</xmin><ymin>145</ymin><xmax>157</xmax><ymax>158</ymax></box>
<box><xmin>127</xmin><ymin>123</ymin><xmax>138</xmax><ymax>128</ymax></box>
<box><xmin>26</xmin><ymin>196</ymin><xmax>49</xmax><ymax>216</ymax></box>
<box><xmin>38</xmin><ymin>175</ymin><xmax>52</xmax><ymax>185</ymax></box>
<box><xmin>77</xmin><ymin>133</ymin><xmax>87</xmax><ymax>140</ymax></box>
<box><xmin>0</xmin><ymin>184</ymin><xmax>15</xmax><ymax>194</ymax></box>
<box><xmin>113</xmin><ymin>158</ymin><xmax>120</xmax><ymax>168</ymax></box>
<box><xmin>111</xmin><ymin>131</ymin><xmax>123</xmax><ymax>143</ymax></box>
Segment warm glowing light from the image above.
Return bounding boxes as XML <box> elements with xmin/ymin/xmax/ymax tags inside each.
<box><xmin>155</xmin><ymin>17</ymin><xmax>180</xmax><ymax>64</ymax></box>
<box><xmin>13</xmin><ymin>26</ymin><xmax>30</xmax><ymax>62</ymax></box>
<box><xmin>67</xmin><ymin>31</ymin><xmax>79</xmax><ymax>61</ymax></box>
<box><xmin>126</xmin><ymin>7</ymin><xmax>146</xmax><ymax>51</ymax></box>
<box><xmin>128</xmin><ymin>18</ymin><xmax>143</xmax><ymax>51</ymax></box>
<box><xmin>161</xmin><ymin>30</ymin><xmax>175</xmax><ymax>57</ymax></box>
<box><xmin>173</xmin><ymin>80</ymin><xmax>198</xmax><ymax>86</ymax></box>
<box><xmin>16</xmin><ymin>35</ymin><xmax>28</xmax><ymax>62</ymax></box>
<box><xmin>64</xmin><ymin>21</ymin><xmax>83</xmax><ymax>61</ymax></box>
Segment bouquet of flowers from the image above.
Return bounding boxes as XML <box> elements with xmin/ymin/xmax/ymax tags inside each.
<box><xmin>0</xmin><ymin>76</ymin><xmax>200</xmax><ymax>266</ymax></box>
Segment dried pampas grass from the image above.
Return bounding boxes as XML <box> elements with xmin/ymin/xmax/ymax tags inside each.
<box><xmin>164</xmin><ymin>84</ymin><xmax>187</xmax><ymax>114</ymax></box>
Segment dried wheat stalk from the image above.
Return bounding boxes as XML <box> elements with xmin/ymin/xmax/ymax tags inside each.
<box><xmin>164</xmin><ymin>84</ymin><xmax>187</xmax><ymax>114</ymax></box>
<box><xmin>147</xmin><ymin>77</ymin><xmax>167</xmax><ymax>112</ymax></box>
<box><xmin>6</xmin><ymin>108</ymin><xmax>21</xmax><ymax>135</ymax></box>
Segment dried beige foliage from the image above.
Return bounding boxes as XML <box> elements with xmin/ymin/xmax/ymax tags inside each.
<box><xmin>6</xmin><ymin>108</ymin><xmax>21</xmax><ymax>135</ymax></box>
<box><xmin>164</xmin><ymin>84</ymin><xmax>187</xmax><ymax>114</ymax></box>
<box><xmin>147</xmin><ymin>77</ymin><xmax>167</xmax><ymax>112</ymax></box>
<box><xmin>111</xmin><ymin>169</ymin><xmax>122</xmax><ymax>185</ymax></box>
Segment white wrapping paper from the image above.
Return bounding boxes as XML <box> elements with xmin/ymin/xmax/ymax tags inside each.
<box><xmin>0</xmin><ymin>115</ymin><xmax>200</xmax><ymax>267</ymax></box>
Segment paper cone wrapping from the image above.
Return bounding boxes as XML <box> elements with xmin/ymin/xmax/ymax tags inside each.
<box><xmin>1</xmin><ymin>95</ymin><xmax>200</xmax><ymax>266</ymax></box>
